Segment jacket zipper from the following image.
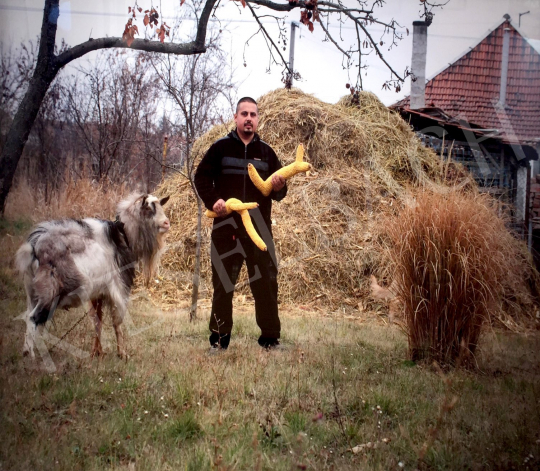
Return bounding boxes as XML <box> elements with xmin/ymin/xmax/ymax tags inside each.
<box><xmin>243</xmin><ymin>143</ymin><xmax>247</xmax><ymax>202</ymax></box>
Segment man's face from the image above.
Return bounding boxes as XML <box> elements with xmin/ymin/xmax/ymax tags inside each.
<box><xmin>234</xmin><ymin>102</ymin><xmax>259</xmax><ymax>136</ymax></box>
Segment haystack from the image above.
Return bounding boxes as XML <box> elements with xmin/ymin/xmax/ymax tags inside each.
<box><xmin>150</xmin><ymin>88</ymin><xmax>536</xmax><ymax>325</ymax></box>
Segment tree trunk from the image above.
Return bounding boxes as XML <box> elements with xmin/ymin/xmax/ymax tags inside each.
<box><xmin>0</xmin><ymin>0</ymin><xmax>60</xmax><ymax>215</ymax></box>
<box><xmin>190</xmin><ymin>197</ymin><xmax>203</xmax><ymax>322</ymax></box>
<box><xmin>0</xmin><ymin>68</ymin><xmax>58</xmax><ymax>214</ymax></box>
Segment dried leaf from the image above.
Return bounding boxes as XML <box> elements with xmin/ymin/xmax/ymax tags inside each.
<box><xmin>156</xmin><ymin>27</ymin><xmax>167</xmax><ymax>43</ymax></box>
<box><xmin>143</xmin><ymin>14</ymin><xmax>149</xmax><ymax>26</ymax></box>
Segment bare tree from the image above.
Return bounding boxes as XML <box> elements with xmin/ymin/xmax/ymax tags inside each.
<box><xmin>0</xmin><ymin>0</ymin><xmax>448</xmax><ymax>214</ymax></box>
<box><xmin>29</xmin><ymin>75</ymin><xmax>69</xmax><ymax>202</ymax></box>
<box><xmin>150</xmin><ymin>35</ymin><xmax>236</xmax><ymax>320</ymax></box>
<box><xmin>64</xmin><ymin>51</ymin><xmax>160</xmax><ymax>185</ymax></box>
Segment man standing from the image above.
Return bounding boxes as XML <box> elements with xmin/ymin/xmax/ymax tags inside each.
<box><xmin>194</xmin><ymin>97</ymin><xmax>287</xmax><ymax>350</ymax></box>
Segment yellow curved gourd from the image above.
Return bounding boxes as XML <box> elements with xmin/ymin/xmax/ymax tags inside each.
<box><xmin>248</xmin><ymin>144</ymin><xmax>311</xmax><ymax>197</ymax></box>
<box><xmin>205</xmin><ymin>198</ymin><xmax>267</xmax><ymax>251</ymax></box>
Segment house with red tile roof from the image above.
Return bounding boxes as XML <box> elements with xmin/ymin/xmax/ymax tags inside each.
<box><xmin>394</xmin><ymin>17</ymin><xmax>540</xmax><ymax>146</ymax></box>
<box><xmin>392</xmin><ymin>16</ymin><xmax>540</xmax><ymax>245</ymax></box>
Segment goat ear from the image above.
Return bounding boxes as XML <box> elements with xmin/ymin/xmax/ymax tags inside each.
<box><xmin>159</xmin><ymin>195</ymin><xmax>170</xmax><ymax>206</ymax></box>
<box><xmin>141</xmin><ymin>195</ymin><xmax>148</xmax><ymax>208</ymax></box>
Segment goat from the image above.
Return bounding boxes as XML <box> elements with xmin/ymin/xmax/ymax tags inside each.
<box><xmin>15</xmin><ymin>193</ymin><xmax>170</xmax><ymax>360</ymax></box>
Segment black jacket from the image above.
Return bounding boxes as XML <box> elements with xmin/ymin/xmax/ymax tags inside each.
<box><xmin>194</xmin><ymin>130</ymin><xmax>287</xmax><ymax>238</ymax></box>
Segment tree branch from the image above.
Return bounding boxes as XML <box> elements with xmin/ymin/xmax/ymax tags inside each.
<box><xmin>194</xmin><ymin>0</ymin><xmax>219</xmax><ymax>46</ymax></box>
<box><xmin>341</xmin><ymin>10</ymin><xmax>405</xmax><ymax>82</ymax></box>
<box><xmin>55</xmin><ymin>38</ymin><xmax>207</xmax><ymax>70</ymax></box>
<box><xmin>246</xmin><ymin>2</ymin><xmax>291</xmax><ymax>74</ymax></box>
<box><xmin>248</xmin><ymin>0</ymin><xmax>372</xmax><ymax>14</ymax></box>
<box><xmin>317</xmin><ymin>17</ymin><xmax>351</xmax><ymax>59</ymax></box>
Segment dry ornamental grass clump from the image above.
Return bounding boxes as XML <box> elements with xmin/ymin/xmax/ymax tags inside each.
<box><xmin>384</xmin><ymin>189</ymin><xmax>538</xmax><ymax>366</ymax></box>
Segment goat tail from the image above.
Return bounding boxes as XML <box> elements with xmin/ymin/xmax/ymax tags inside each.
<box><xmin>15</xmin><ymin>242</ymin><xmax>35</xmax><ymax>278</ymax></box>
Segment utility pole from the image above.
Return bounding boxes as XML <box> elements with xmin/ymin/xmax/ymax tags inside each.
<box><xmin>288</xmin><ymin>21</ymin><xmax>299</xmax><ymax>88</ymax></box>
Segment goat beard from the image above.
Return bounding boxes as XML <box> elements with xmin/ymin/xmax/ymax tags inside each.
<box><xmin>140</xmin><ymin>232</ymin><xmax>167</xmax><ymax>286</ymax></box>
<box><xmin>122</xmin><ymin>217</ymin><xmax>166</xmax><ymax>287</ymax></box>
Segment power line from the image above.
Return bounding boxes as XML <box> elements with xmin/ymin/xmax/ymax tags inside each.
<box><xmin>0</xmin><ymin>5</ymin><xmax>275</xmax><ymax>23</ymax></box>
<box><xmin>0</xmin><ymin>5</ymin><xmax>492</xmax><ymax>41</ymax></box>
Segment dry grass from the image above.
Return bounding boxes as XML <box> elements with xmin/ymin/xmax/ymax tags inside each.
<box><xmin>1</xmin><ymin>196</ymin><xmax>540</xmax><ymax>470</ymax></box>
<box><xmin>1</xmin><ymin>258</ymin><xmax>540</xmax><ymax>469</ymax></box>
<box><xmin>5</xmin><ymin>179</ymin><xmax>128</xmax><ymax>222</ymax></box>
<box><xmin>382</xmin><ymin>188</ymin><xmax>539</xmax><ymax>365</ymax></box>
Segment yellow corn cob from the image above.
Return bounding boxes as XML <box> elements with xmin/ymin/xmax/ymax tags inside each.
<box><xmin>248</xmin><ymin>144</ymin><xmax>311</xmax><ymax>196</ymax></box>
<box><xmin>205</xmin><ymin>198</ymin><xmax>267</xmax><ymax>251</ymax></box>
<box><xmin>237</xmin><ymin>209</ymin><xmax>267</xmax><ymax>251</ymax></box>
<box><xmin>205</xmin><ymin>198</ymin><xmax>258</xmax><ymax>217</ymax></box>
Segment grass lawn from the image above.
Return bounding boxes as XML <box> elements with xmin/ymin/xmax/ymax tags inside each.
<box><xmin>1</xmin><ymin>219</ymin><xmax>539</xmax><ymax>470</ymax></box>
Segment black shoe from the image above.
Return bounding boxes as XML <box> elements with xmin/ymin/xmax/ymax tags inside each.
<box><xmin>209</xmin><ymin>332</ymin><xmax>231</xmax><ymax>350</ymax></box>
<box><xmin>258</xmin><ymin>336</ymin><xmax>280</xmax><ymax>349</ymax></box>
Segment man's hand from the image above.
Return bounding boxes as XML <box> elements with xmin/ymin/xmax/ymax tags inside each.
<box><xmin>271</xmin><ymin>174</ymin><xmax>286</xmax><ymax>192</ymax></box>
<box><xmin>213</xmin><ymin>199</ymin><xmax>228</xmax><ymax>217</ymax></box>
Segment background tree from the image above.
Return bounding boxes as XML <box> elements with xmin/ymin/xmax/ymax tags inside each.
<box><xmin>150</xmin><ymin>33</ymin><xmax>236</xmax><ymax>320</ymax></box>
<box><xmin>0</xmin><ymin>0</ymin><xmax>447</xmax><ymax>215</ymax></box>
<box><xmin>64</xmin><ymin>51</ymin><xmax>161</xmax><ymax>185</ymax></box>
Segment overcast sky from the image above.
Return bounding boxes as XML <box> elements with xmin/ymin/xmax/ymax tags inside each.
<box><xmin>0</xmin><ymin>0</ymin><xmax>539</xmax><ymax>107</ymax></box>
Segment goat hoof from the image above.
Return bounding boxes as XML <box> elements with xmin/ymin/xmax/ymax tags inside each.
<box><xmin>91</xmin><ymin>349</ymin><xmax>104</xmax><ymax>358</ymax></box>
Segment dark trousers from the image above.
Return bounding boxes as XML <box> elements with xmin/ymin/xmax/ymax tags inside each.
<box><xmin>210</xmin><ymin>234</ymin><xmax>280</xmax><ymax>339</ymax></box>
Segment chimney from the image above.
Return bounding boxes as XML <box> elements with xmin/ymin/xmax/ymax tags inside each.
<box><xmin>410</xmin><ymin>21</ymin><xmax>428</xmax><ymax>110</ymax></box>
<box><xmin>499</xmin><ymin>26</ymin><xmax>511</xmax><ymax>107</ymax></box>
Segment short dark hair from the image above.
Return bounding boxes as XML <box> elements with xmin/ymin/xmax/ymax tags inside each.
<box><xmin>236</xmin><ymin>97</ymin><xmax>257</xmax><ymax>113</ymax></box>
